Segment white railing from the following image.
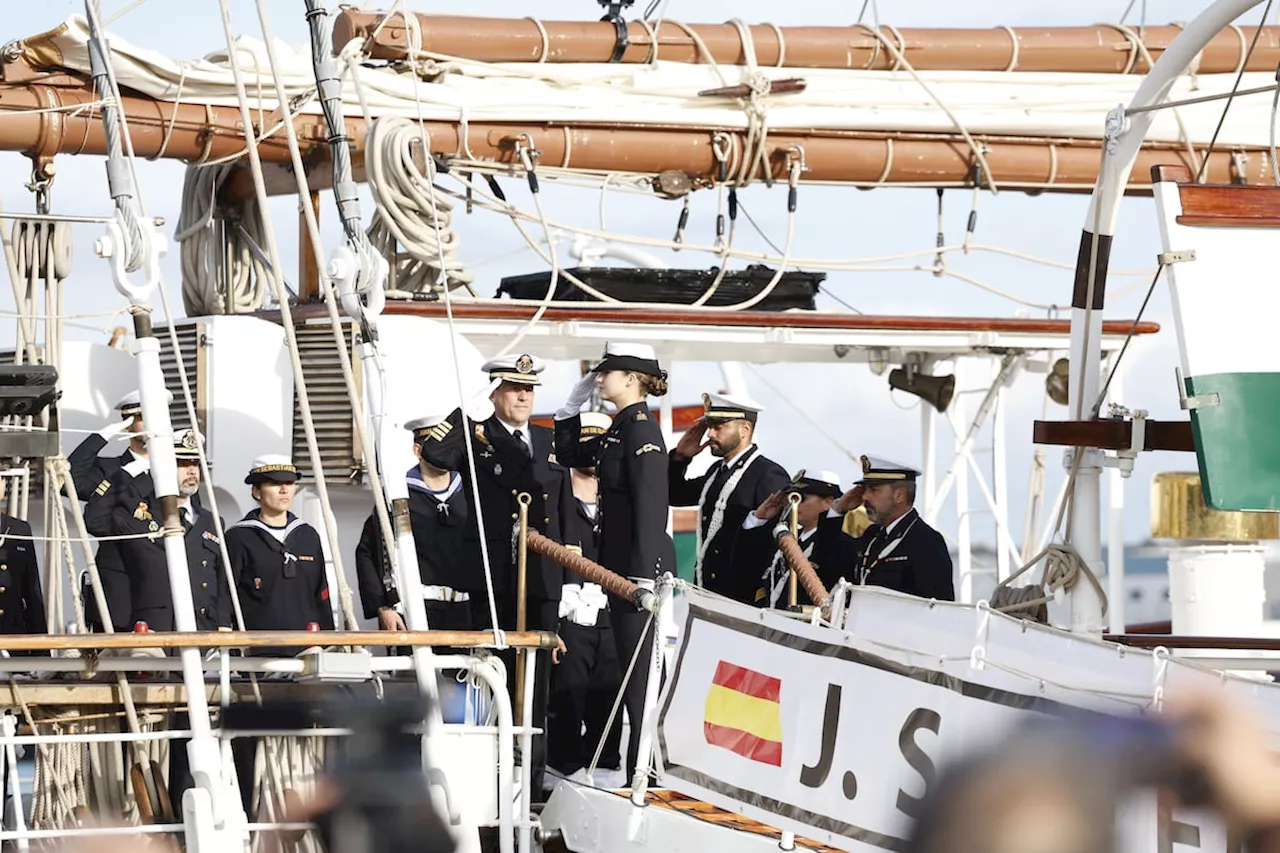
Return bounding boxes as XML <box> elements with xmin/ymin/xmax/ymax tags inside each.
<box><xmin>0</xmin><ymin>646</ymin><xmax>541</xmax><ymax>853</ymax></box>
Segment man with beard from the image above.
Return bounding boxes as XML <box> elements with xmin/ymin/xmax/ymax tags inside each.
<box><xmin>84</xmin><ymin>429</ymin><xmax>231</xmax><ymax>632</ymax></box>
<box><xmin>669</xmin><ymin>393</ymin><xmax>789</xmax><ymax>603</ymax></box>
<box><xmin>816</xmin><ymin>456</ymin><xmax>954</xmax><ymax>601</ymax></box>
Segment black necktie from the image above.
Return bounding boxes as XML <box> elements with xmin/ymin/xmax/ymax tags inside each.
<box><xmin>708</xmin><ymin>461</ymin><xmax>733</xmax><ymax>500</ymax></box>
<box><xmin>514</xmin><ymin>429</ymin><xmax>532</xmax><ymax>458</ymax></box>
<box><xmin>181</xmin><ymin>511</ymin><xmax>193</xmax><ymax>534</ymax></box>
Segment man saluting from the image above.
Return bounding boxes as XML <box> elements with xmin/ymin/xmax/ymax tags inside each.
<box><xmin>817</xmin><ymin>456</ymin><xmax>954</xmax><ymax>601</ymax></box>
<box><xmin>668</xmin><ymin>393</ymin><xmax>789</xmax><ymax>604</ymax></box>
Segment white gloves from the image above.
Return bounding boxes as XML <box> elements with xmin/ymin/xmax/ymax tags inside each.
<box><xmin>464</xmin><ymin>378</ymin><xmax>500</xmax><ymax>423</ymax></box>
<box><xmin>96</xmin><ymin>418</ymin><xmax>133</xmax><ymax>442</ymax></box>
<box><xmin>555</xmin><ymin>373</ymin><xmax>597</xmax><ymax>421</ymax></box>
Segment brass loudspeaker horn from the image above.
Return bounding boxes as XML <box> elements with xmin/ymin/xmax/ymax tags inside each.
<box><xmin>888</xmin><ymin>367</ymin><xmax>955</xmax><ymax>413</ymax></box>
<box><xmin>1046</xmin><ymin>358</ymin><xmax>1070</xmax><ymax>406</ymax></box>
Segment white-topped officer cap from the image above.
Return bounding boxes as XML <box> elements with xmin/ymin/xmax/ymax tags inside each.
<box><xmin>855</xmin><ymin>455</ymin><xmax>921</xmax><ymax>485</ymax></box>
<box><xmin>481</xmin><ymin>354</ymin><xmax>544</xmax><ymax>386</ymax></box>
<box><xmin>115</xmin><ymin>388</ymin><xmax>175</xmax><ymax>419</ymax></box>
<box><xmin>173</xmin><ymin>428</ymin><xmax>205</xmax><ymax>461</ymax></box>
<box><xmin>701</xmin><ymin>391</ymin><xmax>764</xmax><ymax>424</ymax></box>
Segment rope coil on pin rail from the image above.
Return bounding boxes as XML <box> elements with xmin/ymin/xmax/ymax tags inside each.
<box><xmin>365</xmin><ymin>116</ymin><xmax>475</xmax><ymax>295</ymax></box>
<box><xmin>174</xmin><ymin>161</ymin><xmax>269</xmax><ymax>315</ymax></box>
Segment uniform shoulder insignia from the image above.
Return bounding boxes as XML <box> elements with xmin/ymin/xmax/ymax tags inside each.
<box><xmin>93</xmin><ymin>479</ymin><xmax>111</xmax><ymax>496</ymax></box>
<box><xmin>634</xmin><ymin>411</ymin><xmax>648</xmax><ymax>421</ymax></box>
<box><xmin>474</xmin><ymin>424</ymin><xmax>489</xmax><ymax>445</ymax></box>
<box><xmin>202</xmin><ymin>530</ymin><xmax>220</xmax><ymax>545</ymax></box>
<box><xmin>634</xmin><ymin>443</ymin><xmax>661</xmax><ymax>456</ymax></box>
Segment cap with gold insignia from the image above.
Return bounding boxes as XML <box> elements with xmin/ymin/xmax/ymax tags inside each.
<box><xmin>789</xmin><ymin>469</ymin><xmax>842</xmax><ymax>498</ymax></box>
<box><xmin>482</xmin><ymin>353</ymin><xmax>544</xmax><ymax>386</ymax></box>
<box><xmin>700</xmin><ymin>392</ymin><xmax>763</xmax><ymax>425</ymax></box>
<box><xmin>116</xmin><ymin>389</ymin><xmax>175</xmax><ymax>420</ymax></box>
<box><xmin>245</xmin><ymin>454</ymin><xmax>299</xmax><ymax>485</ymax></box>
<box><xmin>578</xmin><ymin>410</ymin><xmax>612</xmax><ymax>440</ymax></box>
<box><xmin>173</xmin><ymin>428</ymin><xmax>204</xmax><ymax>461</ymax></box>
<box><xmin>591</xmin><ymin>342</ymin><xmax>665</xmax><ymax>378</ymax></box>
<box><xmin>855</xmin><ymin>455</ymin><xmax>920</xmax><ymax>485</ymax></box>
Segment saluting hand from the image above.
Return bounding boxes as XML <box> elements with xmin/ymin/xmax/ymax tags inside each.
<box><xmin>672</xmin><ymin>422</ymin><xmax>709</xmax><ymax>461</ymax></box>
<box><xmin>835</xmin><ymin>484</ymin><xmax>865</xmax><ymax>515</ymax></box>
<box><xmin>754</xmin><ymin>490</ymin><xmax>788</xmax><ymax>521</ymax></box>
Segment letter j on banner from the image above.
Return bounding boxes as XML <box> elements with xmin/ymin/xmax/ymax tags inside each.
<box><xmin>703</xmin><ymin>660</ymin><xmax>784</xmax><ymax>766</ymax></box>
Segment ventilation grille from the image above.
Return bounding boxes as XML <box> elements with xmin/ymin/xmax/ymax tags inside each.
<box><xmin>155</xmin><ymin>321</ymin><xmax>203</xmax><ymax>432</ymax></box>
<box><xmin>291</xmin><ymin>322</ymin><xmax>362</xmax><ymax>484</ymax></box>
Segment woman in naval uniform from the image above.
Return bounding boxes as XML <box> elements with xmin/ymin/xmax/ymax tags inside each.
<box><xmin>225</xmin><ymin>456</ymin><xmax>334</xmax><ymax>647</ymax></box>
<box><xmin>554</xmin><ymin>342</ymin><xmax>675</xmax><ymax>782</ymax></box>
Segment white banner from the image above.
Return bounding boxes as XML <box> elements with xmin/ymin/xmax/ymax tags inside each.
<box><xmin>652</xmin><ymin>586</ymin><xmax>1277</xmax><ymax>853</ymax></box>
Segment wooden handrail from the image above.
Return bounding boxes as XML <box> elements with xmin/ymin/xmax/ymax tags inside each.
<box><xmin>1108</xmin><ymin>634</ymin><xmax>1280</xmax><ymax>651</ymax></box>
<box><xmin>0</xmin><ymin>629</ymin><xmax>560</xmax><ymax>652</ymax></box>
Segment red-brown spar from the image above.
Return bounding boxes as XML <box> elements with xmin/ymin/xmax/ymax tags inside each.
<box><xmin>0</xmin><ymin>66</ymin><xmax>1271</xmax><ymax>194</ymax></box>
<box><xmin>333</xmin><ymin>11</ymin><xmax>1280</xmax><ymax>75</ymax></box>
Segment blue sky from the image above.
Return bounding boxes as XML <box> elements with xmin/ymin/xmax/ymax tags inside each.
<box><xmin>0</xmin><ymin>0</ymin><xmax>1262</xmax><ymax>547</ymax></box>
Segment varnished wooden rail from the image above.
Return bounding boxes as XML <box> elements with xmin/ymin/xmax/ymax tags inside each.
<box><xmin>0</xmin><ymin>630</ymin><xmax>560</xmax><ymax>652</ymax></box>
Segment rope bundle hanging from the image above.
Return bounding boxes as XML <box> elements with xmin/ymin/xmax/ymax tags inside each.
<box><xmin>365</xmin><ymin>116</ymin><xmax>474</xmax><ymax>294</ymax></box>
<box><xmin>175</xmin><ymin>162</ymin><xmax>270</xmax><ymax>316</ymax></box>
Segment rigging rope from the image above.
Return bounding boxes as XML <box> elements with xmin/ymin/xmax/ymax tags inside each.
<box><xmin>365</xmin><ymin>117</ymin><xmax>475</xmax><ymax>293</ymax></box>
<box><xmin>392</xmin><ymin>0</ymin><xmax>504</xmax><ymax>640</ymax></box>
<box><xmin>175</xmin><ymin>162</ymin><xmax>269</xmax><ymax>315</ymax></box>
<box><xmin>250</xmin><ymin>3</ymin><xmax>399</xmax><ymax>635</ymax></box>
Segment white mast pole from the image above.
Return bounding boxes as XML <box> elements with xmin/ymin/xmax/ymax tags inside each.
<box><xmin>1065</xmin><ymin>0</ymin><xmax>1266</xmax><ymax>636</ymax></box>
<box><xmin>83</xmin><ymin>3</ymin><xmax>245</xmax><ymax>846</ymax></box>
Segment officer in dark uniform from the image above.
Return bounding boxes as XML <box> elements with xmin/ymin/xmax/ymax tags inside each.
<box><xmin>67</xmin><ymin>389</ymin><xmax>172</xmax><ymax>499</ymax></box>
<box><xmin>547</xmin><ymin>411</ymin><xmax>624</xmax><ymax>789</ymax></box>
<box><xmin>70</xmin><ymin>389</ymin><xmax>172</xmax><ymax>632</ymax></box>
<box><xmin>816</xmin><ymin>456</ymin><xmax>954</xmax><ymax>601</ymax></box>
<box><xmin>436</xmin><ymin>354</ymin><xmax>569</xmax><ymax>632</ymax></box>
<box><xmin>84</xmin><ymin>429</ymin><xmax>231</xmax><ymax>632</ymax></box>
<box><xmin>555</xmin><ymin>342</ymin><xmax>675</xmax><ymax>782</ymax></box>
<box><xmin>226</xmin><ymin>455</ymin><xmax>333</xmax><ymax>646</ymax></box>
<box><xmin>355</xmin><ymin>413</ymin><xmax>473</xmax><ymax>633</ymax></box>
<box><xmin>668</xmin><ymin>393</ymin><xmax>790</xmax><ymax>604</ymax></box>
<box><xmin>738</xmin><ymin>469</ymin><xmax>842</xmax><ymax>609</ymax></box>
<box><xmin>433</xmin><ymin>354</ymin><xmax>571</xmax><ymax>797</ymax></box>
<box><xmin>0</xmin><ymin>476</ymin><xmax>47</xmax><ymax>642</ymax></box>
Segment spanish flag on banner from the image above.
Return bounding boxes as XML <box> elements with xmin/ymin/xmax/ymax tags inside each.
<box><xmin>703</xmin><ymin>660</ymin><xmax>784</xmax><ymax>766</ymax></box>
